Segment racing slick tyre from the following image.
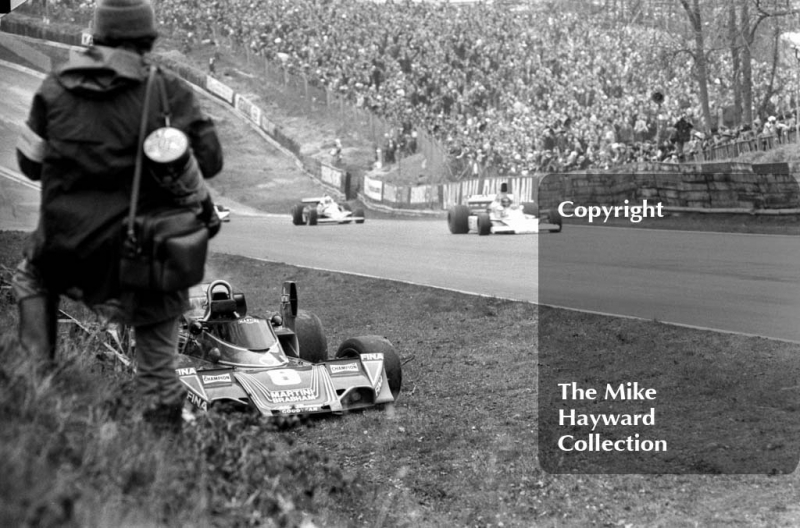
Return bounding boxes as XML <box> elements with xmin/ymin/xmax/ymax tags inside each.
<box><xmin>291</xmin><ymin>204</ymin><xmax>305</xmax><ymax>226</ymax></box>
<box><xmin>336</xmin><ymin>336</ymin><xmax>402</xmax><ymax>400</ymax></box>
<box><xmin>521</xmin><ymin>202</ymin><xmax>539</xmax><ymax>217</ymax></box>
<box><xmin>447</xmin><ymin>205</ymin><xmax>470</xmax><ymax>234</ymax></box>
<box><xmin>477</xmin><ymin>212</ymin><xmax>492</xmax><ymax>236</ymax></box>
<box><xmin>353</xmin><ymin>207</ymin><xmax>366</xmax><ymax>224</ymax></box>
<box><xmin>547</xmin><ymin>209</ymin><xmax>563</xmax><ymax>233</ymax></box>
<box><xmin>294</xmin><ymin>310</ymin><xmax>328</xmax><ymax>363</ymax></box>
<box><xmin>307</xmin><ymin>208</ymin><xmax>318</xmax><ymax>226</ymax></box>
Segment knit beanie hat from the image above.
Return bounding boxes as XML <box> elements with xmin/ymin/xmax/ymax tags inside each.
<box><xmin>93</xmin><ymin>0</ymin><xmax>158</xmax><ymax>41</ymax></box>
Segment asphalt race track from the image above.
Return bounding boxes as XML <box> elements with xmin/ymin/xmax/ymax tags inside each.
<box><xmin>0</xmin><ymin>63</ymin><xmax>41</xmax><ymax>232</ymax></box>
<box><xmin>2</xmin><ymin>62</ymin><xmax>799</xmax><ymax>342</ymax></box>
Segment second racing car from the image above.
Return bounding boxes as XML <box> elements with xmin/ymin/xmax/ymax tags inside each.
<box><xmin>291</xmin><ymin>195</ymin><xmax>365</xmax><ymax>225</ymax></box>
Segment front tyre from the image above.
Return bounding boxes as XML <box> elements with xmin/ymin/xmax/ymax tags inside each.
<box><xmin>291</xmin><ymin>204</ymin><xmax>305</xmax><ymax>225</ymax></box>
<box><xmin>307</xmin><ymin>208</ymin><xmax>318</xmax><ymax>226</ymax></box>
<box><xmin>354</xmin><ymin>207</ymin><xmax>365</xmax><ymax>224</ymax></box>
<box><xmin>547</xmin><ymin>209</ymin><xmax>563</xmax><ymax>232</ymax></box>
<box><xmin>477</xmin><ymin>212</ymin><xmax>492</xmax><ymax>236</ymax></box>
<box><xmin>447</xmin><ymin>205</ymin><xmax>470</xmax><ymax>234</ymax></box>
<box><xmin>336</xmin><ymin>336</ymin><xmax>402</xmax><ymax>400</ymax></box>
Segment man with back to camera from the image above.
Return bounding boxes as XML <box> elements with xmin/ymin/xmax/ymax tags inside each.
<box><xmin>12</xmin><ymin>0</ymin><xmax>224</xmax><ymax>433</ymax></box>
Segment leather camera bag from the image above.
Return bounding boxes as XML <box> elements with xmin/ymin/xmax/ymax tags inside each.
<box><xmin>120</xmin><ymin>65</ymin><xmax>208</xmax><ymax>292</ymax></box>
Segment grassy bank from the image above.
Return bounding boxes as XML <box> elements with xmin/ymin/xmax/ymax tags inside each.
<box><xmin>2</xmin><ymin>231</ymin><xmax>800</xmax><ymax>527</ymax></box>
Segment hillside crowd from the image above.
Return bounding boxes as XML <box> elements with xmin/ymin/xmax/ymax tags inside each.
<box><xmin>45</xmin><ymin>0</ymin><xmax>800</xmax><ymax>175</ymax></box>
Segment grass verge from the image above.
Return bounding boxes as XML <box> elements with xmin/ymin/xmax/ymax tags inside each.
<box><xmin>2</xmin><ymin>231</ymin><xmax>800</xmax><ymax>527</ymax></box>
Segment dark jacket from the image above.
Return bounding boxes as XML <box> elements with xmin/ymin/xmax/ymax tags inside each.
<box><xmin>17</xmin><ymin>45</ymin><xmax>223</xmax><ymax>325</ymax></box>
<box><xmin>674</xmin><ymin>117</ymin><xmax>693</xmax><ymax>143</ymax></box>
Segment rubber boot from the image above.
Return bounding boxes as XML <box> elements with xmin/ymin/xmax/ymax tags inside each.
<box><xmin>18</xmin><ymin>294</ymin><xmax>58</xmax><ymax>365</ymax></box>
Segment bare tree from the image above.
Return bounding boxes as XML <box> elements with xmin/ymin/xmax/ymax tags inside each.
<box><xmin>737</xmin><ymin>0</ymin><xmax>800</xmax><ymax>126</ymax></box>
<box><xmin>729</xmin><ymin>1</ymin><xmax>744</xmax><ymax>127</ymax></box>
<box><xmin>679</xmin><ymin>0</ymin><xmax>713</xmax><ymax>131</ymax></box>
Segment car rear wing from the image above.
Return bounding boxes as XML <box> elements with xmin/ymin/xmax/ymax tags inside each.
<box><xmin>280</xmin><ymin>281</ymin><xmax>298</xmax><ymax>330</ymax></box>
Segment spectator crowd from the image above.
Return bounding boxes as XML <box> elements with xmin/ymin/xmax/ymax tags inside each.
<box><xmin>44</xmin><ymin>0</ymin><xmax>800</xmax><ymax>176</ymax></box>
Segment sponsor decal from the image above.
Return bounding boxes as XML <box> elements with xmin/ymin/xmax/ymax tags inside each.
<box><xmin>374</xmin><ymin>373</ymin><xmax>383</xmax><ymax>396</ymax></box>
<box><xmin>238</xmin><ymin>317</ymin><xmax>257</xmax><ymax>325</ymax></box>
<box><xmin>272</xmin><ymin>388</ymin><xmax>316</xmax><ymax>403</ymax></box>
<box><xmin>280</xmin><ymin>406</ymin><xmax>320</xmax><ymax>414</ymax></box>
<box><xmin>187</xmin><ymin>391</ymin><xmax>208</xmax><ymax>411</ymax></box>
<box><xmin>267</xmin><ymin>369</ymin><xmax>302</xmax><ymax>386</ymax></box>
<box><xmin>202</xmin><ymin>373</ymin><xmax>232</xmax><ymax>386</ymax></box>
<box><xmin>330</xmin><ymin>363</ymin><xmax>360</xmax><ymax>374</ymax></box>
<box><xmin>360</xmin><ymin>353</ymin><xmax>384</xmax><ymax>361</ymax></box>
<box><xmin>176</xmin><ymin>367</ymin><xmax>197</xmax><ymax>376</ymax></box>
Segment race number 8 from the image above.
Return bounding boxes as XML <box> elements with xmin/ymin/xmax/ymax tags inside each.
<box><xmin>268</xmin><ymin>369</ymin><xmax>302</xmax><ymax>386</ymax></box>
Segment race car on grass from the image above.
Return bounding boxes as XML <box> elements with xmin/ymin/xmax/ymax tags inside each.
<box><xmin>447</xmin><ymin>186</ymin><xmax>562</xmax><ymax>235</ymax></box>
<box><xmin>175</xmin><ymin>280</ymin><xmax>401</xmax><ymax>420</ymax></box>
<box><xmin>291</xmin><ymin>195</ymin><xmax>365</xmax><ymax>225</ymax></box>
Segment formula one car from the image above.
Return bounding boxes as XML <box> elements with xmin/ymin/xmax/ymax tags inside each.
<box><xmin>175</xmin><ymin>280</ymin><xmax>400</xmax><ymax>419</ymax></box>
<box><xmin>291</xmin><ymin>195</ymin><xmax>365</xmax><ymax>225</ymax></box>
<box><xmin>447</xmin><ymin>189</ymin><xmax>562</xmax><ymax>235</ymax></box>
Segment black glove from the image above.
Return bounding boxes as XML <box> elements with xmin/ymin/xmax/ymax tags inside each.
<box><xmin>199</xmin><ymin>196</ymin><xmax>222</xmax><ymax>239</ymax></box>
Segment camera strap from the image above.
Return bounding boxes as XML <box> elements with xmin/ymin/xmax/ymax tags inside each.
<box><xmin>126</xmin><ymin>64</ymin><xmax>159</xmax><ymax>245</ymax></box>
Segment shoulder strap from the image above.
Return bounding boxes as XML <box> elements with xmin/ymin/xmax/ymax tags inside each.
<box><xmin>155</xmin><ymin>69</ymin><xmax>172</xmax><ymax>127</ymax></box>
<box><xmin>125</xmin><ymin>65</ymin><xmax>159</xmax><ymax>242</ymax></box>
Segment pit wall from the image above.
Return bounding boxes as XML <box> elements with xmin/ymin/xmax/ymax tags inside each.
<box><xmin>3</xmin><ymin>17</ymin><xmax>798</xmax><ymax>216</ymax></box>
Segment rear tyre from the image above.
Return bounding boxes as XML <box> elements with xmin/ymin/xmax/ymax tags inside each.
<box><xmin>547</xmin><ymin>209</ymin><xmax>563</xmax><ymax>232</ymax></box>
<box><xmin>477</xmin><ymin>212</ymin><xmax>492</xmax><ymax>236</ymax></box>
<box><xmin>354</xmin><ymin>208</ymin><xmax>365</xmax><ymax>224</ymax></box>
<box><xmin>521</xmin><ymin>202</ymin><xmax>539</xmax><ymax>217</ymax></box>
<box><xmin>447</xmin><ymin>205</ymin><xmax>470</xmax><ymax>234</ymax></box>
<box><xmin>294</xmin><ymin>310</ymin><xmax>328</xmax><ymax>363</ymax></box>
<box><xmin>307</xmin><ymin>208</ymin><xmax>318</xmax><ymax>226</ymax></box>
<box><xmin>336</xmin><ymin>336</ymin><xmax>402</xmax><ymax>400</ymax></box>
<box><xmin>291</xmin><ymin>204</ymin><xmax>305</xmax><ymax>225</ymax></box>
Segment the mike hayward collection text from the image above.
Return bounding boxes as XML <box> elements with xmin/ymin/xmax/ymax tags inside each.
<box><xmin>556</xmin><ymin>382</ymin><xmax>668</xmax><ymax>453</ymax></box>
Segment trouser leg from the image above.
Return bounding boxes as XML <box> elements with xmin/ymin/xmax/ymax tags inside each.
<box><xmin>134</xmin><ymin>315</ymin><xmax>186</xmax><ymax>432</ymax></box>
<box><xmin>12</xmin><ymin>259</ymin><xmax>58</xmax><ymax>362</ymax></box>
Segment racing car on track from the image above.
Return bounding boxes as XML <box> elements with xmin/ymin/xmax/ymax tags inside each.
<box><xmin>291</xmin><ymin>195</ymin><xmax>365</xmax><ymax>225</ymax></box>
<box><xmin>447</xmin><ymin>186</ymin><xmax>562</xmax><ymax>235</ymax></box>
<box><xmin>175</xmin><ymin>280</ymin><xmax>400</xmax><ymax>419</ymax></box>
